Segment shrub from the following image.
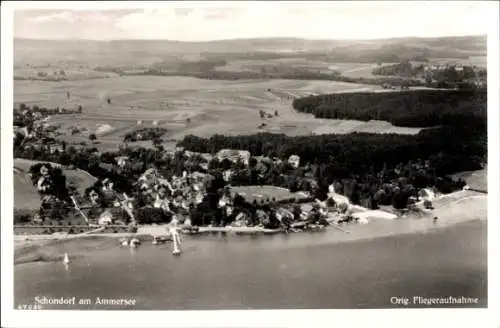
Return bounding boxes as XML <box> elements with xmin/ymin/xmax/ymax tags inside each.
<box><xmin>326</xmin><ymin>198</ymin><xmax>336</xmax><ymax>207</ymax></box>
<box><xmin>14</xmin><ymin>209</ymin><xmax>34</xmax><ymax>224</ymax></box>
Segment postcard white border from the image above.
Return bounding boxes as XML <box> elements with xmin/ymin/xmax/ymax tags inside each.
<box><xmin>2</xmin><ymin>1</ymin><xmax>499</xmax><ymax>328</ymax></box>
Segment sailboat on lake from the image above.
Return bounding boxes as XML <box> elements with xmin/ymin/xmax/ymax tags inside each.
<box><xmin>63</xmin><ymin>253</ymin><xmax>70</xmax><ymax>264</ymax></box>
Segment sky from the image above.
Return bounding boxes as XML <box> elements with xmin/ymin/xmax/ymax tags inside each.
<box><xmin>13</xmin><ymin>1</ymin><xmax>492</xmax><ymax>41</ymax></box>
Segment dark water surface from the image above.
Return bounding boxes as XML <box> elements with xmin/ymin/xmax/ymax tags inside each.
<box><xmin>15</xmin><ymin>219</ymin><xmax>486</xmax><ymax>310</ymax></box>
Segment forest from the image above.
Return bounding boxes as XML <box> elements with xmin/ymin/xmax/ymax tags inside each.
<box><xmin>291</xmin><ymin>89</ymin><xmax>486</xmax><ymax>127</ymax></box>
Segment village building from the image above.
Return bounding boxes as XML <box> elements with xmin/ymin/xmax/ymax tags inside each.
<box><xmin>418</xmin><ymin>188</ymin><xmax>436</xmax><ymax>202</ymax></box>
<box><xmin>253</xmin><ymin>156</ymin><xmax>274</xmax><ymax>166</ymax></box>
<box><xmin>115</xmin><ymin>156</ymin><xmax>129</xmax><ymax>168</ymax></box>
<box><xmin>48</xmin><ymin>143</ymin><xmax>64</xmax><ymax>154</ymax></box>
<box><xmin>288</xmin><ymin>155</ymin><xmax>301</xmax><ymax>168</ymax></box>
<box><xmin>97</xmin><ymin>208</ymin><xmax>130</xmax><ymax>226</ymax></box>
<box><xmin>222</xmin><ymin>170</ymin><xmax>234</xmax><ymax>182</ymax></box>
<box><xmin>216</xmin><ymin>149</ymin><xmax>251</xmax><ymax>166</ymax></box>
<box><xmin>199</xmin><ymin>153</ymin><xmax>213</xmax><ymax>163</ymax></box>
<box><xmin>98</xmin><ymin>210</ymin><xmax>114</xmax><ymax>225</ymax></box>
<box><xmin>327</xmin><ymin>191</ymin><xmax>350</xmax><ymax>207</ymax></box>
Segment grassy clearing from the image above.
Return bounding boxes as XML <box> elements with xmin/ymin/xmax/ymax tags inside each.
<box><xmin>230</xmin><ymin>185</ymin><xmax>309</xmax><ymax>203</ymax></box>
<box><xmin>13</xmin><ymin>158</ymin><xmax>97</xmax><ymax>211</ymax></box>
<box><xmin>451</xmin><ymin>167</ymin><xmax>487</xmax><ymax>192</ymax></box>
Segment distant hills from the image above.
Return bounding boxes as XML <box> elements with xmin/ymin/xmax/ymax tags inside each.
<box><xmin>14</xmin><ymin>35</ymin><xmax>486</xmax><ymax>68</ymax></box>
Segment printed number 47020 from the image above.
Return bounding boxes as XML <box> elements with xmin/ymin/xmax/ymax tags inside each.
<box><xmin>17</xmin><ymin>304</ymin><xmax>43</xmax><ymax>310</ymax></box>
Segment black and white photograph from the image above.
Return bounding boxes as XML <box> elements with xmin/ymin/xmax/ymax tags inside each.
<box><xmin>1</xmin><ymin>1</ymin><xmax>499</xmax><ymax>327</ymax></box>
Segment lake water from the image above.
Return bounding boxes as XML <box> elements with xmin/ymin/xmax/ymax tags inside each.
<box><xmin>15</xmin><ymin>218</ymin><xmax>487</xmax><ymax>310</ymax></box>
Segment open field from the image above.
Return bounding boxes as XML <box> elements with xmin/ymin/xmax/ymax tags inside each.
<box><xmin>15</xmin><ymin>76</ymin><xmax>423</xmax><ymax>151</ymax></box>
<box><xmin>430</xmin><ymin>190</ymin><xmax>487</xmax><ymax>226</ymax></box>
<box><xmin>14</xmin><ymin>66</ymin><xmax>118</xmax><ymax>81</ymax></box>
<box><xmin>214</xmin><ymin>59</ymin><xmax>386</xmax><ymax>79</ymax></box>
<box><xmin>427</xmin><ymin>56</ymin><xmax>487</xmax><ymax>67</ymax></box>
<box><xmin>214</xmin><ymin>56</ymin><xmax>487</xmax><ymax>78</ymax></box>
<box><xmin>230</xmin><ymin>185</ymin><xmax>310</xmax><ymax>203</ymax></box>
<box><xmin>451</xmin><ymin>167</ymin><xmax>487</xmax><ymax>192</ymax></box>
<box><xmin>13</xmin><ymin>158</ymin><xmax>97</xmax><ymax>210</ymax></box>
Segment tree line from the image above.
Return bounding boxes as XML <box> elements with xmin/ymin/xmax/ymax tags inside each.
<box><xmin>123</xmin><ymin>127</ymin><xmax>167</xmax><ymax>142</ymax></box>
<box><xmin>292</xmin><ymin>89</ymin><xmax>486</xmax><ymax>128</ymax></box>
<box><xmin>372</xmin><ymin>61</ymin><xmax>425</xmax><ymax>77</ymax></box>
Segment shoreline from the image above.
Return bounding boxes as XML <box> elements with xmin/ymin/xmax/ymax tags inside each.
<box><xmin>14</xmin><ymin>188</ymin><xmax>485</xmax><ymax>242</ymax></box>
<box><xmin>13</xmin><ymin>190</ymin><xmax>486</xmax><ymax>265</ymax></box>
<box><xmin>14</xmin><ymin>215</ymin><xmax>485</xmax><ymax>266</ymax></box>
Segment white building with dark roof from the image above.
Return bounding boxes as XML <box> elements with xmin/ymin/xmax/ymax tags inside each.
<box><xmin>216</xmin><ymin>149</ymin><xmax>251</xmax><ymax>166</ymax></box>
<box><xmin>288</xmin><ymin>155</ymin><xmax>301</xmax><ymax>169</ymax></box>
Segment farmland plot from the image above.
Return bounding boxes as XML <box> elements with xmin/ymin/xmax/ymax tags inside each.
<box><xmin>15</xmin><ymin>76</ymin><xmax>422</xmax><ymax>152</ymax></box>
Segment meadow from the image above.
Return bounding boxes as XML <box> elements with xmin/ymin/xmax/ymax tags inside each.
<box><xmin>13</xmin><ymin>158</ymin><xmax>97</xmax><ymax>211</ymax></box>
<box><xmin>213</xmin><ymin>56</ymin><xmax>486</xmax><ymax>79</ymax></box>
<box><xmin>214</xmin><ymin>58</ymin><xmax>385</xmax><ymax>79</ymax></box>
<box><xmin>229</xmin><ymin>185</ymin><xmax>310</xmax><ymax>204</ymax></box>
<box><xmin>14</xmin><ymin>76</ymin><xmax>422</xmax><ymax>152</ymax></box>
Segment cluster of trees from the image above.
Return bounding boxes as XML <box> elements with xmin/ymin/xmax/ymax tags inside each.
<box><xmin>28</xmin><ymin>163</ymin><xmax>70</xmax><ymax>200</ymax></box>
<box><xmin>131</xmin><ymin>68</ymin><xmax>427</xmax><ymax>88</ymax></box>
<box><xmin>292</xmin><ymin>89</ymin><xmax>486</xmax><ymax>128</ymax></box>
<box><xmin>123</xmin><ymin>127</ymin><xmax>167</xmax><ymax>142</ymax></box>
<box><xmin>151</xmin><ymin>59</ymin><xmax>228</xmax><ymax>73</ymax></box>
<box><xmin>14</xmin><ymin>104</ymin><xmax>82</xmax><ymax>127</ymax></box>
<box><xmin>372</xmin><ymin>61</ymin><xmax>425</xmax><ymax>77</ymax></box>
<box><xmin>430</xmin><ymin>66</ymin><xmax>485</xmax><ymax>83</ymax></box>
<box><xmin>27</xmin><ymin>162</ymin><xmax>74</xmax><ymax>221</ymax></box>
<box><xmin>371</xmin><ymin>61</ymin><xmax>487</xmax><ymax>84</ymax></box>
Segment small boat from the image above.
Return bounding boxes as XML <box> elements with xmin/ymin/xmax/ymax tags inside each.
<box><xmin>63</xmin><ymin>253</ymin><xmax>70</xmax><ymax>264</ymax></box>
<box><xmin>119</xmin><ymin>238</ymin><xmax>129</xmax><ymax>247</ymax></box>
<box><xmin>130</xmin><ymin>238</ymin><xmax>141</xmax><ymax>248</ymax></box>
<box><xmin>153</xmin><ymin>236</ymin><xmax>169</xmax><ymax>245</ymax></box>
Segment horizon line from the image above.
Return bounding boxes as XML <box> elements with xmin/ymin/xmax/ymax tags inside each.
<box><xmin>14</xmin><ymin>34</ymin><xmax>487</xmax><ymax>43</ymax></box>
